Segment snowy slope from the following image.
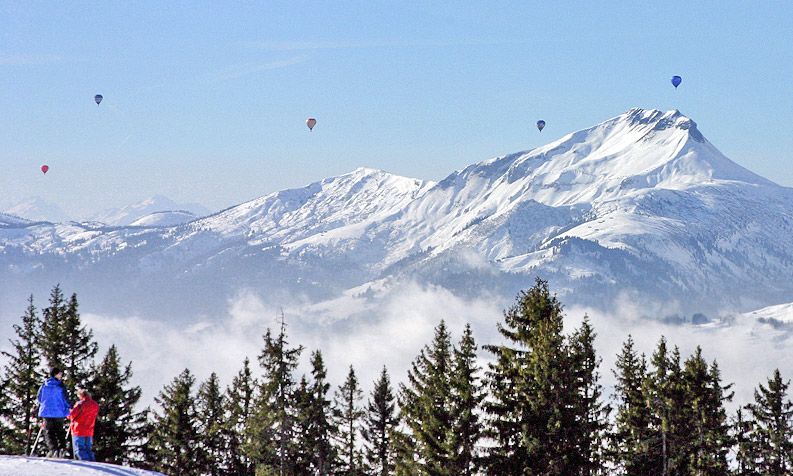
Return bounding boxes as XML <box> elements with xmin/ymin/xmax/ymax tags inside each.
<box><xmin>88</xmin><ymin>195</ymin><xmax>209</xmax><ymax>226</ymax></box>
<box><xmin>743</xmin><ymin>302</ymin><xmax>793</xmax><ymax>324</ymax></box>
<box><xmin>325</xmin><ymin>108</ymin><xmax>793</xmax><ymax>312</ymax></box>
<box><xmin>130</xmin><ymin>210</ymin><xmax>197</xmax><ymax>227</ymax></box>
<box><xmin>376</xmin><ymin>108</ymin><xmax>774</xmax><ymax>262</ymax></box>
<box><xmin>194</xmin><ymin>167</ymin><xmax>431</xmax><ymax>241</ymax></box>
<box><xmin>2</xmin><ymin>197</ymin><xmax>71</xmax><ymax>223</ymax></box>
<box><xmin>0</xmin><ymin>456</ymin><xmax>163</xmax><ymax>476</ymax></box>
<box><xmin>0</xmin><ymin>213</ymin><xmax>32</xmax><ymax>228</ymax></box>
<box><xmin>2</xmin><ymin>108</ymin><xmax>793</xmax><ymax>320</ymax></box>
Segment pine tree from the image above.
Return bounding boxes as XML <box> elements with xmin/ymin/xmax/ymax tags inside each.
<box><xmin>39</xmin><ymin>285</ymin><xmax>68</xmax><ymax>371</ymax></box>
<box><xmin>483</xmin><ymin>278</ymin><xmax>577</xmax><ymax>475</ymax></box>
<box><xmin>301</xmin><ymin>351</ymin><xmax>335</xmax><ymax>475</ymax></box>
<box><xmin>610</xmin><ymin>336</ymin><xmax>654</xmax><ymax>474</ymax></box>
<box><xmin>89</xmin><ymin>345</ymin><xmax>148</xmax><ymax>465</ymax></box>
<box><xmin>0</xmin><ymin>374</ymin><xmax>9</xmax><ymax>453</ymax></box>
<box><xmin>334</xmin><ymin>365</ymin><xmax>365</xmax><ymax>475</ymax></box>
<box><xmin>744</xmin><ymin>369</ymin><xmax>793</xmax><ymax>475</ymax></box>
<box><xmin>60</xmin><ymin>293</ymin><xmax>98</xmax><ymax>394</ymax></box>
<box><xmin>569</xmin><ymin>317</ymin><xmax>610</xmax><ymax>475</ymax></box>
<box><xmin>361</xmin><ymin>367</ymin><xmax>397</xmax><ymax>476</ymax></box>
<box><xmin>391</xmin><ymin>429</ymin><xmax>420</xmax><ymax>476</ymax></box>
<box><xmin>732</xmin><ymin>408</ymin><xmax>758</xmax><ymax>475</ymax></box>
<box><xmin>39</xmin><ymin>288</ymin><xmax>97</xmax><ymax>397</ymax></box>
<box><xmin>197</xmin><ymin>372</ymin><xmax>227</xmax><ymax>475</ymax></box>
<box><xmin>447</xmin><ymin>324</ymin><xmax>483</xmax><ymax>476</ymax></box>
<box><xmin>292</xmin><ymin>376</ymin><xmax>315</xmax><ymax>474</ymax></box>
<box><xmin>398</xmin><ymin>320</ymin><xmax>454</xmax><ymax>475</ymax></box>
<box><xmin>224</xmin><ymin>357</ymin><xmax>257</xmax><ymax>476</ymax></box>
<box><xmin>245</xmin><ymin>314</ymin><xmax>303</xmax><ymax>475</ymax></box>
<box><xmin>149</xmin><ymin>368</ymin><xmax>201</xmax><ymax>476</ymax></box>
<box><xmin>0</xmin><ymin>296</ymin><xmax>43</xmax><ymax>455</ymax></box>
<box><xmin>681</xmin><ymin>349</ymin><xmax>732</xmax><ymax>475</ymax></box>
<box><xmin>642</xmin><ymin>338</ymin><xmax>690</xmax><ymax>475</ymax></box>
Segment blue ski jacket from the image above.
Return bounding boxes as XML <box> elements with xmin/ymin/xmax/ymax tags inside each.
<box><xmin>37</xmin><ymin>377</ymin><xmax>71</xmax><ymax>418</ymax></box>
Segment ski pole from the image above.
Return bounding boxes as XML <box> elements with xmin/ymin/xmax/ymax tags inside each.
<box><xmin>65</xmin><ymin>425</ymin><xmax>74</xmax><ymax>459</ymax></box>
<box><xmin>27</xmin><ymin>402</ymin><xmax>40</xmax><ymax>455</ymax></box>
<box><xmin>29</xmin><ymin>424</ymin><xmax>43</xmax><ymax>457</ymax></box>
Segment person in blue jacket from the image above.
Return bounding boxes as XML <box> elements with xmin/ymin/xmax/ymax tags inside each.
<box><xmin>37</xmin><ymin>367</ymin><xmax>71</xmax><ymax>457</ymax></box>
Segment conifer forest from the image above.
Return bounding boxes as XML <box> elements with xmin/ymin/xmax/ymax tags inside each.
<box><xmin>1</xmin><ymin>279</ymin><xmax>792</xmax><ymax>475</ymax></box>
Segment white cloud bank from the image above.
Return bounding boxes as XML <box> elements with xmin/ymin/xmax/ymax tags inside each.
<box><xmin>82</xmin><ymin>282</ymin><xmax>793</xmax><ymax>411</ymax></box>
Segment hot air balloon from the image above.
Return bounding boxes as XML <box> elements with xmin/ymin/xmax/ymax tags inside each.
<box><xmin>306</xmin><ymin>117</ymin><xmax>317</xmax><ymax>131</ymax></box>
<box><xmin>671</xmin><ymin>76</ymin><xmax>682</xmax><ymax>88</ymax></box>
<box><xmin>41</xmin><ymin>165</ymin><xmax>49</xmax><ymax>174</ymax></box>
<box><xmin>94</xmin><ymin>94</ymin><xmax>103</xmax><ymax>105</ymax></box>
<box><xmin>536</xmin><ymin>120</ymin><xmax>546</xmax><ymax>132</ymax></box>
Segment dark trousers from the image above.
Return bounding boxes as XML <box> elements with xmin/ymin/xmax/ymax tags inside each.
<box><xmin>43</xmin><ymin>418</ymin><xmax>66</xmax><ymax>456</ymax></box>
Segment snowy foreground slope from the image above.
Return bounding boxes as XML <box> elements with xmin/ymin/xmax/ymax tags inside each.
<box><xmin>2</xmin><ymin>108</ymin><xmax>793</xmax><ymax>322</ymax></box>
<box><xmin>0</xmin><ymin>456</ymin><xmax>163</xmax><ymax>476</ymax></box>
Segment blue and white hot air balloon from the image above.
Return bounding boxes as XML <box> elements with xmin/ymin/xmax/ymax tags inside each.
<box><xmin>671</xmin><ymin>76</ymin><xmax>682</xmax><ymax>88</ymax></box>
<box><xmin>536</xmin><ymin>120</ymin><xmax>546</xmax><ymax>132</ymax></box>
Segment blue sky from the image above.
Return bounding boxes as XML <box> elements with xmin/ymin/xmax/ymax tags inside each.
<box><xmin>1</xmin><ymin>2</ymin><xmax>792</xmax><ymax>215</ymax></box>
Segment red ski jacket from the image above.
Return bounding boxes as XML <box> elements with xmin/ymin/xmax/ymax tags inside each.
<box><xmin>68</xmin><ymin>396</ymin><xmax>99</xmax><ymax>437</ymax></box>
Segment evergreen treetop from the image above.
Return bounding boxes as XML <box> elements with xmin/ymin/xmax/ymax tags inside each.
<box><xmin>149</xmin><ymin>368</ymin><xmax>201</xmax><ymax>476</ymax></box>
<box><xmin>224</xmin><ymin>357</ymin><xmax>256</xmax><ymax>476</ymax></box>
<box><xmin>334</xmin><ymin>365</ymin><xmax>365</xmax><ymax>475</ymax></box>
<box><xmin>745</xmin><ymin>369</ymin><xmax>793</xmax><ymax>475</ymax></box>
<box><xmin>362</xmin><ymin>366</ymin><xmax>397</xmax><ymax>476</ymax></box>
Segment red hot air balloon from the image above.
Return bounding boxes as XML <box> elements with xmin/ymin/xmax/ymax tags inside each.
<box><xmin>306</xmin><ymin>117</ymin><xmax>317</xmax><ymax>131</ymax></box>
<box><xmin>41</xmin><ymin>165</ymin><xmax>49</xmax><ymax>174</ymax></box>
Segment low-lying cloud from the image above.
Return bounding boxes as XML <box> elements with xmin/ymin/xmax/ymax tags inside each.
<box><xmin>77</xmin><ymin>282</ymin><xmax>793</xmax><ymax>411</ymax></box>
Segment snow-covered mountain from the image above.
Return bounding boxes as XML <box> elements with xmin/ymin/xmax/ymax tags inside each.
<box><xmin>367</xmin><ymin>108</ymin><xmax>793</xmax><ymax>312</ymax></box>
<box><xmin>130</xmin><ymin>210</ymin><xmax>198</xmax><ymax>227</ymax></box>
<box><xmin>2</xmin><ymin>108</ymin><xmax>792</xmax><ymax>322</ymax></box>
<box><xmin>1</xmin><ymin>197</ymin><xmax>71</xmax><ymax>223</ymax></box>
<box><xmin>87</xmin><ymin>195</ymin><xmax>210</xmax><ymax>226</ymax></box>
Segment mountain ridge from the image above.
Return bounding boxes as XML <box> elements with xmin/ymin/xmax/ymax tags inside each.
<box><xmin>2</xmin><ymin>108</ymin><xmax>792</xmax><ymax>322</ymax></box>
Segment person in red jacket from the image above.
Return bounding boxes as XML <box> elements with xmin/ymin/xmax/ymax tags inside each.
<box><xmin>67</xmin><ymin>388</ymin><xmax>100</xmax><ymax>461</ymax></box>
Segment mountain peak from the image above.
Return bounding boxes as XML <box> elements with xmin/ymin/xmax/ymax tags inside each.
<box><xmin>2</xmin><ymin>196</ymin><xmax>72</xmax><ymax>223</ymax></box>
<box><xmin>456</xmin><ymin>107</ymin><xmax>772</xmax><ymax>209</ymax></box>
<box><xmin>619</xmin><ymin>107</ymin><xmax>704</xmax><ymax>142</ymax></box>
<box><xmin>351</xmin><ymin>166</ymin><xmax>383</xmax><ymax>175</ymax></box>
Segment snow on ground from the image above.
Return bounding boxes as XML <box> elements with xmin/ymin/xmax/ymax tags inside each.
<box><xmin>0</xmin><ymin>456</ymin><xmax>163</xmax><ymax>476</ymax></box>
<box><xmin>743</xmin><ymin>302</ymin><xmax>793</xmax><ymax>323</ymax></box>
<box><xmin>129</xmin><ymin>210</ymin><xmax>197</xmax><ymax>227</ymax></box>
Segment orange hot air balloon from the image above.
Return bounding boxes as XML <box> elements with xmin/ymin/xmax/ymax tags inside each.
<box><xmin>306</xmin><ymin>117</ymin><xmax>317</xmax><ymax>131</ymax></box>
<box><xmin>41</xmin><ymin>165</ymin><xmax>49</xmax><ymax>174</ymax></box>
